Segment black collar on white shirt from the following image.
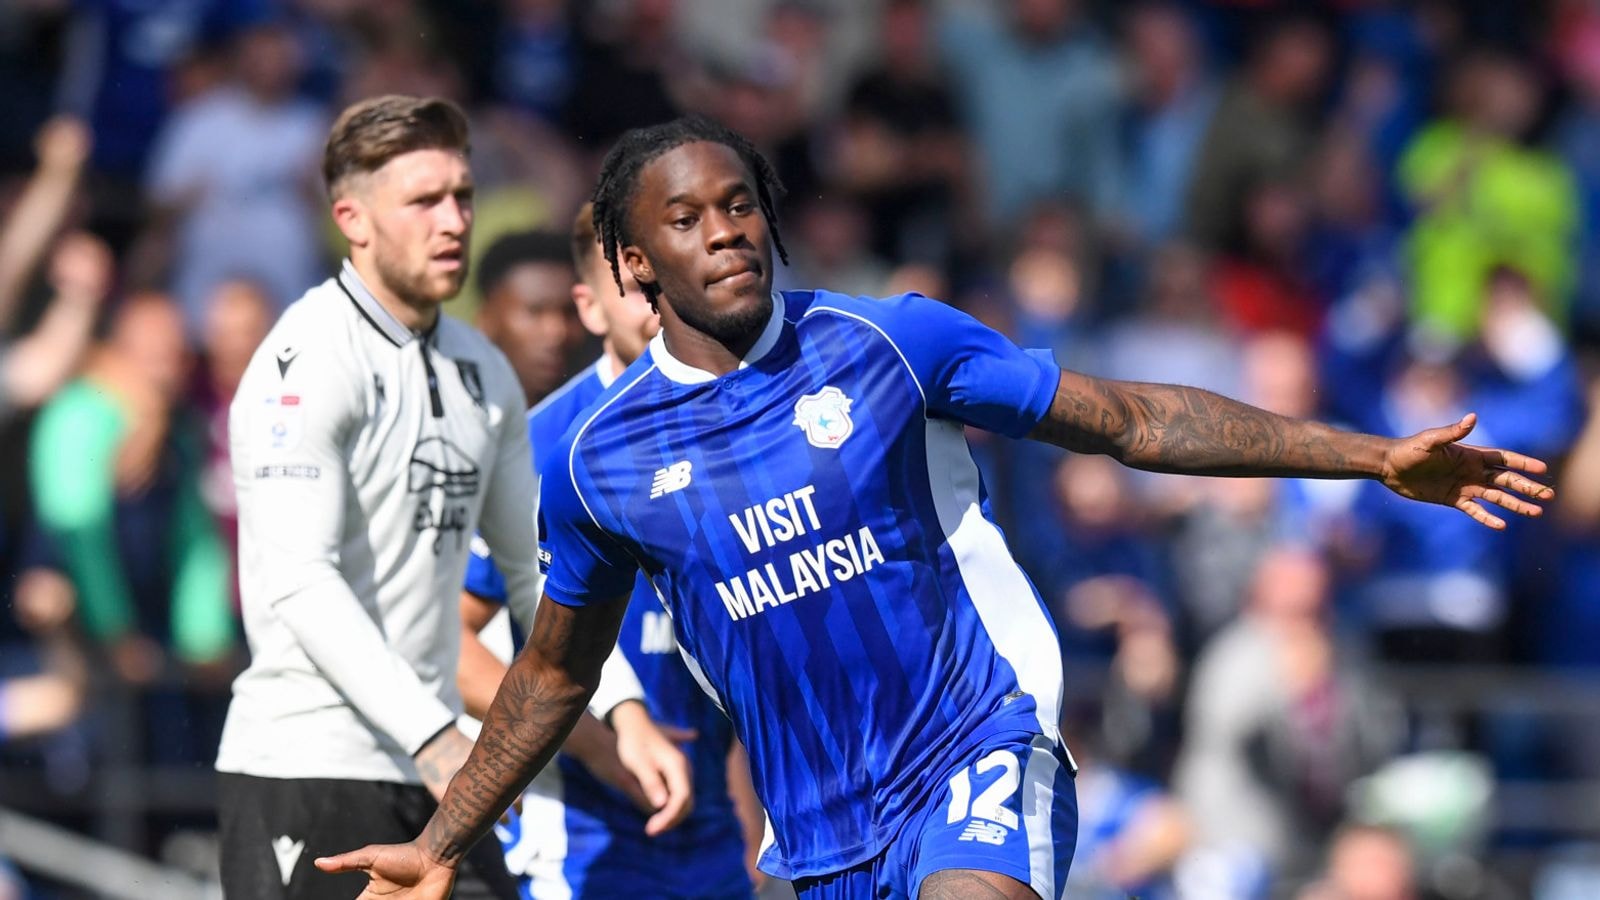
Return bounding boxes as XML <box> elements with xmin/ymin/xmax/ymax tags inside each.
<box><xmin>336</xmin><ymin>259</ymin><xmax>438</xmax><ymax>348</ymax></box>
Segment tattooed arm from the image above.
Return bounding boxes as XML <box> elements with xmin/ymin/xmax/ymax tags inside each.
<box><xmin>1029</xmin><ymin>369</ymin><xmax>1554</xmax><ymax>529</ymax></box>
<box><xmin>1029</xmin><ymin>369</ymin><xmax>1388</xmax><ymax>477</ymax></box>
<box><xmin>316</xmin><ymin>592</ymin><xmax>629</xmax><ymax>898</ymax></box>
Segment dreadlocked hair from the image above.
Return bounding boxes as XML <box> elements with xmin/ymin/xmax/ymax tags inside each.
<box><xmin>591</xmin><ymin>115</ymin><xmax>789</xmax><ymax>309</ymax></box>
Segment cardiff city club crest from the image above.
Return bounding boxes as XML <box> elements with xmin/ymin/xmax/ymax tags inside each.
<box><xmin>792</xmin><ymin>386</ymin><xmax>855</xmax><ymax>449</ymax></box>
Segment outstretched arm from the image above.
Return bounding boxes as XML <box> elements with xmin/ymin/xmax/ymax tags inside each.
<box><xmin>1028</xmin><ymin>369</ymin><xmax>1553</xmax><ymax>529</ymax></box>
<box><xmin>319</xmin><ymin>592</ymin><xmax>628</xmax><ymax>897</ymax></box>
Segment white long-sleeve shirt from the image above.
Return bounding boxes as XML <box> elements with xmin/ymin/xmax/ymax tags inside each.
<box><xmin>216</xmin><ymin>261</ymin><xmax>638</xmax><ymax>784</ymax></box>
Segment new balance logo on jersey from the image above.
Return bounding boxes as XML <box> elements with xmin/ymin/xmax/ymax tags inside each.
<box><xmin>957</xmin><ymin>821</ymin><xmax>1009</xmax><ymax>845</ymax></box>
<box><xmin>651</xmin><ymin>460</ymin><xmax>693</xmax><ymax>498</ymax></box>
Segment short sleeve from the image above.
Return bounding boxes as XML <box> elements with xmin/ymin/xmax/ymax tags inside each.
<box><xmin>462</xmin><ymin>534</ymin><xmax>508</xmax><ymax>604</ymax></box>
<box><xmin>850</xmin><ymin>292</ymin><xmax>1060</xmax><ymax>438</ymax></box>
<box><xmin>538</xmin><ymin>447</ymin><xmax>640</xmax><ymax>607</ymax></box>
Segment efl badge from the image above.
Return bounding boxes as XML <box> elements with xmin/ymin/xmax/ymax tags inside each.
<box><xmin>260</xmin><ymin>394</ymin><xmax>304</xmax><ymax>452</ymax></box>
<box><xmin>793</xmin><ymin>386</ymin><xmax>855</xmax><ymax>449</ymax></box>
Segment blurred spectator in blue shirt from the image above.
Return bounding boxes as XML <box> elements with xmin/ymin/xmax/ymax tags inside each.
<box><xmin>56</xmin><ymin>0</ymin><xmax>271</xmax><ymax>249</ymax></box>
<box><xmin>144</xmin><ymin>18</ymin><xmax>326</xmax><ymax>329</ymax></box>
<box><xmin>492</xmin><ymin>0</ymin><xmax>575</xmax><ymax>121</ymax></box>
<box><xmin>1039</xmin><ymin>452</ymin><xmax>1182</xmax><ymax>772</ymax></box>
<box><xmin>58</xmin><ymin>0</ymin><xmax>270</xmax><ymax>179</ymax></box>
<box><xmin>1034</xmin><ymin>453</ymin><xmax>1174</xmax><ymax>663</ymax></box>
<box><xmin>1467</xmin><ymin>266</ymin><xmax>1585</xmax><ymax>459</ymax></box>
<box><xmin>1063</xmin><ymin>702</ymin><xmax>1191</xmax><ymax>900</ymax></box>
<box><xmin>1117</xmin><ymin>2</ymin><xmax>1218</xmax><ymax>247</ymax></box>
<box><xmin>1336</xmin><ymin>2</ymin><xmax>1436</xmax><ymax>184</ymax></box>
<box><xmin>1355</xmin><ymin>343</ymin><xmax>1505</xmax><ymax>657</ymax></box>
<box><xmin>1304</xmin><ymin>128</ymin><xmax>1402</xmax><ymax>309</ymax></box>
<box><xmin>1527</xmin><ymin>366</ymin><xmax>1600</xmax><ymax>789</ymax></box>
<box><xmin>939</xmin><ymin>0</ymin><xmax>1125</xmax><ymax>228</ymax></box>
<box><xmin>1553</xmin><ymin>10</ymin><xmax>1600</xmax><ymax>339</ymax></box>
<box><xmin>1353</xmin><ymin>265</ymin><xmax>1580</xmax><ymax>661</ymax></box>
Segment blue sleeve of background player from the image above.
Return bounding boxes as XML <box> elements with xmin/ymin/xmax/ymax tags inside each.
<box><xmin>462</xmin><ymin>534</ymin><xmax>508</xmax><ymax>605</ymax></box>
<box><xmin>849</xmin><ymin>292</ymin><xmax>1060</xmax><ymax>438</ymax></box>
<box><xmin>538</xmin><ymin>446</ymin><xmax>641</xmax><ymax>607</ymax></box>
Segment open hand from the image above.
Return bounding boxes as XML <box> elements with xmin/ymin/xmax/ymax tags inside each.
<box><xmin>610</xmin><ymin>701</ymin><xmax>695</xmax><ymax>835</ymax></box>
<box><xmin>314</xmin><ymin>841</ymin><xmax>455</xmax><ymax>899</ymax></box>
<box><xmin>1381</xmin><ymin>413</ymin><xmax>1554</xmax><ymax>529</ymax></box>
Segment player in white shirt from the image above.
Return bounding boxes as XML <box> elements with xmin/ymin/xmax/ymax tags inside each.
<box><xmin>214</xmin><ymin>95</ymin><xmax>690</xmax><ymax>900</ymax></box>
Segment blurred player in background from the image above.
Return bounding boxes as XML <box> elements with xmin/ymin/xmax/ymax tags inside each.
<box><xmin>457</xmin><ymin>202</ymin><xmax>764</xmax><ymax>899</ymax></box>
<box><xmin>215</xmin><ymin>96</ymin><xmax>686</xmax><ymax>900</ymax></box>
<box><xmin>322</xmin><ymin>117</ymin><xmax>1552</xmax><ymax>900</ymax></box>
<box><xmin>473</xmin><ymin>229</ymin><xmax>585</xmax><ymax>408</ymax></box>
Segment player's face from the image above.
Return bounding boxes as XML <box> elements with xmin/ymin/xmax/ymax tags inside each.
<box><xmin>359</xmin><ymin>148</ymin><xmax>474</xmax><ymax>308</ymax></box>
<box><xmin>578</xmin><ymin>256</ymin><xmax>659</xmax><ymax>367</ymax></box>
<box><xmin>483</xmin><ymin>261</ymin><xmax>582</xmax><ymax>402</ymax></box>
<box><xmin>621</xmin><ymin>141</ymin><xmax>774</xmax><ymax>348</ymax></box>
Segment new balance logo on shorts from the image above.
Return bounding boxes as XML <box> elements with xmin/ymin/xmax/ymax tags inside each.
<box><xmin>651</xmin><ymin>460</ymin><xmax>693</xmax><ymax>498</ymax></box>
<box><xmin>957</xmin><ymin>821</ymin><xmax>1009</xmax><ymax>845</ymax></box>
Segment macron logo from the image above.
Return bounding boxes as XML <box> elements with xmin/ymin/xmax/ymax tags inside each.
<box><xmin>272</xmin><ymin>834</ymin><xmax>305</xmax><ymax>885</ymax></box>
<box><xmin>275</xmin><ymin>346</ymin><xmax>299</xmax><ymax>378</ymax></box>
<box><xmin>650</xmin><ymin>460</ymin><xmax>693</xmax><ymax>499</ymax></box>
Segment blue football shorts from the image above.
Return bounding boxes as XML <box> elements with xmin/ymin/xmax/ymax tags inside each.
<box><xmin>793</xmin><ymin>732</ymin><xmax>1078</xmax><ymax>900</ymax></box>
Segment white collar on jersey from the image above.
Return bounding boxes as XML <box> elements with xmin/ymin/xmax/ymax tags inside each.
<box><xmin>338</xmin><ymin>259</ymin><xmax>430</xmax><ymax>347</ymax></box>
<box><xmin>649</xmin><ymin>291</ymin><xmax>786</xmax><ymax>385</ymax></box>
<box><xmin>596</xmin><ymin>353</ymin><xmax>621</xmax><ymax>389</ymax></box>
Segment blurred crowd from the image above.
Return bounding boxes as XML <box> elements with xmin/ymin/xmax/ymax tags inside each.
<box><xmin>2</xmin><ymin>0</ymin><xmax>1600</xmax><ymax>897</ymax></box>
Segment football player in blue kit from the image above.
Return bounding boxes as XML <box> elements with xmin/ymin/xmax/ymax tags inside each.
<box><xmin>456</xmin><ymin>203</ymin><xmax>763</xmax><ymax>899</ymax></box>
<box><xmin>321</xmin><ymin>116</ymin><xmax>1555</xmax><ymax>900</ymax></box>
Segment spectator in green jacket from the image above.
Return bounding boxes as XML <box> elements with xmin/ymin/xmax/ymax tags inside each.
<box><xmin>29</xmin><ymin>290</ymin><xmax>233</xmax><ymax>686</ymax></box>
<box><xmin>1398</xmin><ymin>49</ymin><xmax>1578</xmax><ymax>339</ymax></box>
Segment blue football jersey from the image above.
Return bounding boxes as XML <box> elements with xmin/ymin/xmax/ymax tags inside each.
<box><xmin>466</xmin><ymin>359</ymin><xmax>751</xmax><ymax>898</ymax></box>
<box><xmin>462</xmin><ymin>359</ymin><xmax>609</xmax><ymax>604</ymax></box>
<box><xmin>539</xmin><ymin>290</ymin><xmax>1071</xmax><ymax>879</ymax></box>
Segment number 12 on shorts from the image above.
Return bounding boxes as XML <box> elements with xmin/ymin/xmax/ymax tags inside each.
<box><xmin>946</xmin><ymin>749</ymin><xmax>1020</xmax><ymax>845</ymax></box>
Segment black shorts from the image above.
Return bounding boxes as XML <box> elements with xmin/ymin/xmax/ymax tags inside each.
<box><xmin>217</xmin><ymin>773</ymin><xmax>517</xmax><ymax>900</ymax></box>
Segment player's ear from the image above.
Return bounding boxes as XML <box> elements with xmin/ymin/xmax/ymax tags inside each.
<box><xmin>621</xmin><ymin>246</ymin><xmax>655</xmax><ymax>287</ymax></box>
<box><xmin>330</xmin><ymin>189</ymin><xmax>371</xmax><ymax>249</ymax></box>
<box><xmin>572</xmin><ymin>283</ymin><xmax>608</xmax><ymax>338</ymax></box>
